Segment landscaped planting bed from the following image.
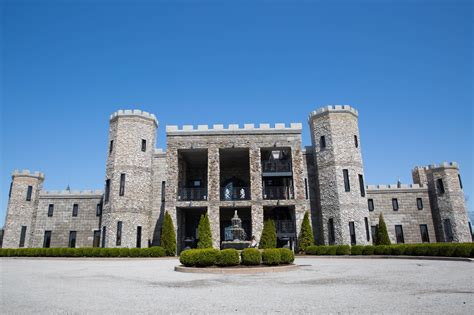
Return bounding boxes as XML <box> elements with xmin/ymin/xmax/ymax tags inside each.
<box><xmin>0</xmin><ymin>246</ymin><xmax>168</xmax><ymax>257</ymax></box>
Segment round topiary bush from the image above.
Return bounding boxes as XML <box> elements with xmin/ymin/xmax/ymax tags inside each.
<box><xmin>241</xmin><ymin>248</ymin><xmax>261</xmax><ymax>265</ymax></box>
<box><xmin>262</xmin><ymin>249</ymin><xmax>281</xmax><ymax>266</ymax></box>
<box><xmin>278</xmin><ymin>248</ymin><xmax>294</xmax><ymax>264</ymax></box>
<box><xmin>179</xmin><ymin>249</ymin><xmax>197</xmax><ymax>267</ymax></box>
<box><xmin>216</xmin><ymin>249</ymin><xmax>240</xmax><ymax>267</ymax></box>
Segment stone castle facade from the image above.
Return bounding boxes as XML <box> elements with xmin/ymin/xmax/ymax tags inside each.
<box><xmin>2</xmin><ymin>105</ymin><xmax>472</xmax><ymax>250</ymax></box>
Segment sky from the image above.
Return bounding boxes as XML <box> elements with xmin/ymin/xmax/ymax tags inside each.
<box><xmin>1</xmin><ymin>0</ymin><xmax>473</xmax><ymax>226</ymax></box>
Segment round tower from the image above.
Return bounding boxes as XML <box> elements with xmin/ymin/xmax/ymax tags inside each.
<box><xmin>424</xmin><ymin>162</ymin><xmax>471</xmax><ymax>243</ymax></box>
<box><xmin>308</xmin><ymin>105</ymin><xmax>371</xmax><ymax>245</ymax></box>
<box><xmin>3</xmin><ymin>170</ymin><xmax>44</xmax><ymax>248</ymax></box>
<box><xmin>101</xmin><ymin>110</ymin><xmax>158</xmax><ymax>248</ymax></box>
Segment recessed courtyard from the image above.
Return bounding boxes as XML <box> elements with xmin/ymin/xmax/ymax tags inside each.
<box><xmin>1</xmin><ymin>257</ymin><xmax>472</xmax><ymax>314</ymax></box>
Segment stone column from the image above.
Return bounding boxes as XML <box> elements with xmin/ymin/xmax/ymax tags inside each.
<box><xmin>208</xmin><ymin>204</ymin><xmax>221</xmax><ymax>249</ymax></box>
<box><xmin>251</xmin><ymin>204</ymin><xmax>264</xmax><ymax>241</ymax></box>
<box><xmin>207</xmin><ymin>146</ymin><xmax>220</xmax><ymax>248</ymax></box>
<box><xmin>292</xmin><ymin>145</ymin><xmax>306</xmax><ymax>200</ymax></box>
<box><xmin>249</xmin><ymin>145</ymin><xmax>263</xmax><ymax>201</ymax></box>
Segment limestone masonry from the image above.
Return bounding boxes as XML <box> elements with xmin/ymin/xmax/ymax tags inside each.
<box><xmin>2</xmin><ymin>106</ymin><xmax>472</xmax><ymax>250</ymax></box>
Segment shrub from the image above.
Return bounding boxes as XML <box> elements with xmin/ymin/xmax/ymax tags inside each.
<box><xmin>374</xmin><ymin>245</ymin><xmax>391</xmax><ymax>255</ymax></box>
<box><xmin>241</xmin><ymin>248</ymin><xmax>261</xmax><ymax>265</ymax></box>
<box><xmin>437</xmin><ymin>244</ymin><xmax>456</xmax><ymax>257</ymax></box>
<box><xmin>362</xmin><ymin>245</ymin><xmax>375</xmax><ymax>255</ymax></box>
<box><xmin>305</xmin><ymin>245</ymin><xmax>328</xmax><ymax>255</ymax></box>
<box><xmin>197</xmin><ymin>213</ymin><xmax>213</xmax><ymax>249</ymax></box>
<box><xmin>452</xmin><ymin>244</ymin><xmax>472</xmax><ymax>258</ymax></box>
<box><xmin>259</xmin><ymin>220</ymin><xmax>277</xmax><ymax>249</ymax></box>
<box><xmin>179</xmin><ymin>249</ymin><xmax>197</xmax><ymax>267</ymax></box>
<box><xmin>279</xmin><ymin>248</ymin><xmax>295</xmax><ymax>264</ymax></box>
<box><xmin>161</xmin><ymin>211</ymin><xmax>177</xmax><ymax>256</ymax></box>
<box><xmin>336</xmin><ymin>245</ymin><xmax>350</xmax><ymax>255</ymax></box>
<box><xmin>145</xmin><ymin>246</ymin><xmax>166</xmax><ymax>257</ymax></box>
<box><xmin>194</xmin><ymin>248</ymin><xmax>219</xmax><ymax>267</ymax></box>
<box><xmin>262</xmin><ymin>249</ymin><xmax>281</xmax><ymax>266</ymax></box>
<box><xmin>351</xmin><ymin>245</ymin><xmax>364</xmax><ymax>255</ymax></box>
<box><xmin>129</xmin><ymin>248</ymin><xmax>141</xmax><ymax>257</ymax></box>
<box><xmin>119</xmin><ymin>248</ymin><xmax>130</xmax><ymax>257</ymax></box>
<box><xmin>375</xmin><ymin>214</ymin><xmax>391</xmax><ymax>245</ymax></box>
<box><xmin>216</xmin><ymin>249</ymin><xmax>240</xmax><ymax>267</ymax></box>
<box><xmin>390</xmin><ymin>245</ymin><xmax>406</xmax><ymax>256</ymax></box>
<box><xmin>298</xmin><ymin>211</ymin><xmax>314</xmax><ymax>253</ymax></box>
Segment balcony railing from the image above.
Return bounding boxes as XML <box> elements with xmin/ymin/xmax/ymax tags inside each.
<box><xmin>220</xmin><ymin>187</ymin><xmax>250</xmax><ymax>201</ymax></box>
<box><xmin>275</xmin><ymin>220</ymin><xmax>295</xmax><ymax>234</ymax></box>
<box><xmin>262</xmin><ymin>160</ymin><xmax>292</xmax><ymax>173</ymax></box>
<box><xmin>263</xmin><ymin>186</ymin><xmax>294</xmax><ymax>200</ymax></box>
<box><xmin>178</xmin><ymin>187</ymin><xmax>207</xmax><ymax>201</ymax></box>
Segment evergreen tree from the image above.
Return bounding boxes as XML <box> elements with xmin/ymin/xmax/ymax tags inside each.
<box><xmin>375</xmin><ymin>213</ymin><xmax>391</xmax><ymax>245</ymax></box>
<box><xmin>197</xmin><ymin>213</ymin><xmax>213</xmax><ymax>249</ymax></box>
<box><xmin>161</xmin><ymin>211</ymin><xmax>176</xmax><ymax>256</ymax></box>
<box><xmin>259</xmin><ymin>219</ymin><xmax>277</xmax><ymax>249</ymax></box>
<box><xmin>298</xmin><ymin>211</ymin><xmax>314</xmax><ymax>252</ymax></box>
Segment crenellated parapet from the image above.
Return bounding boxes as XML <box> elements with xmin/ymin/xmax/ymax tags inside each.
<box><xmin>366</xmin><ymin>183</ymin><xmax>426</xmax><ymax>190</ymax></box>
<box><xmin>414</xmin><ymin>162</ymin><xmax>459</xmax><ymax>171</ymax></box>
<box><xmin>110</xmin><ymin>109</ymin><xmax>158</xmax><ymax>126</ymax></box>
<box><xmin>40</xmin><ymin>189</ymin><xmax>103</xmax><ymax>196</ymax></box>
<box><xmin>12</xmin><ymin>169</ymin><xmax>45</xmax><ymax>179</ymax></box>
<box><xmin>308</xmin><ymin>105</ymin><xmax>358</xmax><ymax>120</ymax></box>
<box><xmin>166</xmin><ymin>122</ymin><xmax>302</xmax><ymax>135</ymax></box>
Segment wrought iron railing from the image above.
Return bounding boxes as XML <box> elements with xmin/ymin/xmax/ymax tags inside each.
<box><xmin>220</xmin><ymin>187</ymin><xmax>250</xmax><ymax>201</ymax></box>
<box><xmin>262</xmin><ymin>160</ymin><xmax>292</xmax><ymax>173</ymax></box>
<box><xmin>263</xmin><ymin>186</ymin><xmax>294</xmax><ymax>200</ymax></box>
<box><xmin>177</xmin><ymin>187</ymin><xmax>207</xmax><ymax>201</ymax></box>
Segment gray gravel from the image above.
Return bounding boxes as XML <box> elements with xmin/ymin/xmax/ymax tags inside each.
<box><xmin>1</xmin><ymin>257</ymin><xmax>473</xmax><ymax>314</ymax></box>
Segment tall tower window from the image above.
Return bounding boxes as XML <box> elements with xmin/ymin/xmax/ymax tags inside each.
<box><xmin>458</xmin><ymin>174</ymin><xmax>463</xmax><ymax>189</ymax></box>
<box><xmin>69</xmin><ymin>231</ymin><xmax>77</xmax><ymax>248</ymax></box>
<box><xmin>368</xmin><ymin>199</ymin><xmax>374</xmax><ymax>211</ymax></box>
<box><xmin>343</xmin><ymin>169</ymin><xmax>350</xmax><ymax>192</ymax></box>
<box><xmin>443</xmin><ymin>219</ymin><xmax>453</xmax><ymax>242</ymax></box>
<box><xmin>19</xmin><ymin>226</ymin><xmax>27</xmax><ymax>248</ymax></box>
<box><xmin>416</xmin><ymin>198</ymin><xmax>423</xmax><ymax>210</ymax></box>
<box><xmin>93</xmin><ymin>230</ymin><xmax>101</xmax><ymax>248</ymax></box>
<box><xmin>371</xmin><ymin>225</ymin><xmax>377</xmax><ymax>244</ymax></box>
<box><xmin>48</xmin><ymin>204</ymin><xmax>54</xmax><ymax>217</ymax></box>
<box><xmin>141</xmin><ymin>139</ymin><xmax>147</xmax><ymax>152</ymax></box>
<box><xmin>358</xmin><ymin>174</ymin><xmax>365</xmax><ymax>197</ymax></box>
<box><xmin>105</xmin><ymin>179</ymin><xmax>111</xmax><ymax>203</ymax></box>
<box><xmin>320</xmin><ymin>136</ymin><xmax>326</xmax><ymax>149</ymax></box>
<box><xmin>395</xmin><ymin>225</ymin><xmax>404</xmax><ymax>244</ymax></box>
<box><xmin>304</xmin><ymin>178</ymin><xmax>309</xmax><ymax>199</ymax></box>
<box><xmin>26</xmin><ymin>185</ymin><xmax>33</xmax><ymax>201</ymax></box>
<box><xmin>392</xmin><ymin>198</ymin><xmax>399</xmax><ymax>211</ymax></box>
<box><xmin>420</xmin><ymin>224</ymin><xmax>430</xmax><ymax>243</ymax></box>
<box><xmin>349</xmin><ymin>221</ymin><xmax>356</xmax><ymax>245</ymax></box>
<box><xmin>96</xmin><ymin>203</ymin><xmax>102</xmax><ymax>216</ymax></box>
<box><xmin>102</xmin><ymin>226</ymin><xmax>106</xmax><ymax>248</ymax></box>
<box><xmin>116</xmin><ymin>221</ymin><xmax>122</xmax><ymax>246</ymax></box>
<box><xmin>436</xmin><ymin>178</ymin><xmax>445</xmax><ymax>194</ymax></box>
<box><xmin>364</xmin><ymin>217</ymin><xmax>370</xmax><ymax>242</ymax></box>
<box><xmin>328</xmin><ymin>218</ymin><xmax>335</xmax><ymax>245</ymax></box>
<box><xmin>136</xmin><ymin>226</ymin><xmax>142</xmax><ymax>248</ymax></box>
<box><xmin>354</xmin><ymin>135</ymin><xmax>359</xmax><ymax>148</ymax></box>
<box><xmin>43</xmin><ymin>231</ymin><xmax>52</xmax><ymax>248</ymax></box>
<box><xmin>72</xmin><ymin>204</ymin><xmax>79</xmax><ymax>217</ymax></box>
<box><xmin>109</xmin><ymin>140</ymin><xmax>114</xmax><ymax>154</ymax></box>
<box><xmin>119</xmin><ymin>174</ymin><xmax>126</xmax><ymax>196</ymax></box>
<box><xmin>161</xmin><ymin>181</ymin><xmax>166</xmax><ymax>202</ymax></box>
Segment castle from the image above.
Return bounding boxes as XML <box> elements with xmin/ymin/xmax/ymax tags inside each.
<box><xmin>2</xmin><ymin>106</ymin><xmax>472</xmax><ymax>250</ymax></box>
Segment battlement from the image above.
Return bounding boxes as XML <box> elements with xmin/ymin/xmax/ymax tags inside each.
<box><xmin>12</xmin><ymin>169</ymin><xmax>45</xmax><ymax>179</ymax></box>
<box><xmin>40</xmin><ymin>189</ymin><xmax>103</xmax><ymax>197</ymax></box>
<box><xmin>414</xmin><ymin>162</ymin><xmax>459</xmax><ymax>171</ymax></box>
<box><xmin>110</xmin><ymin>109</ymin><xmax>158</xmax><ymax>126</ymax></box>
<box><xmin>366</xmin><ymin>184</ymin><xmax>426</xmax><ymax>191</ymax></box>
<box><xmin>154</xmin><ymin>148</ymin><xmax>166</xmax><ymax>155</ymax></box>
<box><xmin>308</xmin><ymin>105</ymin><xmax>358</xmax><ymax>120</ymax></box>
<box><xmin>166</xmin><ymin>122</ymin><xmax>302</xmax><ymax>135</ymax></box>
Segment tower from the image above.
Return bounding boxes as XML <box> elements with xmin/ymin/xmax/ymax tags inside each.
<box><xmin>3</xmin><ymin>170</ymin><xmax>44</xmax><ymax>248</ymax></box>
<box><xmin>309</xmin><ymin>105</ymin><xmax>371</xmax><ymax>245</ymax></box>
<box><xmin>101</xmin><ymin>110</ymin><xmax>158</xmax><ymax>248</ymax></box>
<box><xmin>414</xmin><ymin>162</ymin><xmax>471</xmax><ymax>243</ymax></box>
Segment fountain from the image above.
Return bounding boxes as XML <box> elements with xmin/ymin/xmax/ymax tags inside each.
<box><xmin>221</xmin><ymin>210</ymin><xmax>251</xmax><ymax>250</ymax></box>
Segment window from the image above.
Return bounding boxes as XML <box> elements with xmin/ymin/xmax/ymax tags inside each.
<box><xmin>320</xmin><ymin>136</ymin><xmax>326</xmax><ymax>149</ymax></box>
<box><xmin>371</xmin><ymin>225</ymin><xmax>377</xmax><ymax>244</ymax></box>
<box><xmin>328</xmin><ymin>218</ymin><xmax>335</xmax><ymax>245</ymax></box>
<box><xmin>48</xmin><ymin>204</ymin><xmax>54</xmax><ymax>217</ymax></box>
<box><xmin>354</xmin><ymin>135</ymin><xmax>359</xmax><ymax>148</ymax></box>
<box><xmin>469</xmin><ymin>222</ymin><xmax>473</xmax><ymax>241</ymax></box>
<box><xmin>458</xmin><ymin>174</ymin><xmax>463</xmax><ymax>189</ymax></box>
<box><xmin>444</xmin><ymin>219</ymin><xmax>453</xmax><ymax>242</ymax></box>
<box><xmin>304</xmin><ymin>178</ymin><xmax>309</xmax><ymax>199</ymax></box>
<box><xmin>69</xmin><ymin>231</ymin><xmax>77</xmax><ymax>248</ymax></box>
<box><xmin>26</xmin><ymin>185</ymin><xmax>33</xmax><ymax>201</ymax></box>
<box><xmin>116</xmin><ymin>221</ymin><xmax>122</xmax><ymax>246</ymax></box>
<box><xmin>359</xmin><ymin>174</ymin><xmax>365</xmax><ymax>197</ymax></box>
<box><xmin>420</xmin><ymin>224</ymin><xmax>430</xmax><ymax>243</ymax></box>
<box><xmin>417</xmin><ymin>198</ymin><xmax>423</xmax><ymax>210</ymax></box>
<box><xmin>141</xmin><ymin>139</ymin><xmax>147</xmax><ymax>152</ymax></box>
<box><xmin>109</xmin><ymin>140</ymin><xmax>114</xmax><ymax>154</ymax></box>
<box><xmin>349</xmin><ymin>221</ymin><xmax>356</xmax><ymax>245</ymax></box>
<box><xmin>43</xmin><ymin>231</ymin><xmax>52</xmax><ymax>248</ymax></box>
<box><xmin>93</xmin><ymin>230</ymin><xmax>101</xmax><ymax>248</ymax></box>
<box><xmin>19</xmin><ymin>226</ymin><xmax>27</xmax><ymax>247</ymax></box>
<box><xmin>437</xmin><ymin>178</ymin><xmax>445</xmax><ymax>194</ymax></box>
<box><xmin>136</xmin><ymin>226</ymin><xmax>142</xmax><ymax>248</ymax></box>
<box><xmin>105</xmin><ymin>179</ymin><xmax>110</xmax><ymax>203</ymax></box>
<box><xmin>368</xmin><ymin>199</ymin><xmax>374</xmax><ymax>211</ymax></box>
<box><xmin>72</xmin><ymin>204</ymin><xmax>79</xmax><ymax>217</ymax></box>
<box><xmin>8</xmin><ymin>182</ymin><xmax>13</xmax><ymax>198</ymax></box>
<box><xmin>119</xmin><ymin>174</ymin><xmax>126</xmax><ymax>196</ymax></box>
<box><xmin>101</xmin><ymin>227</ymin><xmax>106</xmax><ymax>248</ymax></box>
<box><xmin>395</xmin><ymin>225</ymin><xmax>404</xmax><ymax>244</ymax></box>
<box><xmin>343</xmin><ymin>169</ymin><xmax>350</xmax><ymax>192</ymax></box>
<box><xmin>364</xmin><ymin>217</ymin><xmax>370</xmax><ymax>242</ymax></box>
<box><xmin>392</xmin><ymin>198</ymin><xmax>399</xmax><ymax>211</ymax></box>
<box><xmin>161</xmin><ymin>181</ymin><xmax>166</xmax><ymax>202</ymax></box>
<box><xmin>96</xmin><ymin>203</ymin><xmax>102</xmax><ymax>216</ymax></box>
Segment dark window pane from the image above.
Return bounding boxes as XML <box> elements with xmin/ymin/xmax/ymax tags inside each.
<box><xmin>96</xmin><ymin>204</ymin><xmax>102</xmax><ymax>216</ymax></box>
<box><xmin>420</xmin><ymin>224</ymin><xmax>430</xmax><ymax>243</ymax></box>
<box><xmin>458</xmin><ymin>174</ymin><xmax>463</xmax><ymax>189</ymax></box>
<box><xmin>69</xmin><ymin>231</ymin><xmax>77</xmax><ymax>248</ymax></box>
<box><xmin>136</xmin><ymin>226</ymin><xmax>142</xmax><ymax>248</ymax></box>
<box><xmin>359</xmin><ymin>174</ymin><xmax>365</xmax><ymax>197</ymax></box>
<box><xmin>392</xmin><ymin>198</ymin><xmax>399</xmax><ymax>211</ymax></box>
<box><xmin>105</xmin><ymin>179</ymin><xmax>110</xmax><ymax>203</ymax></box>
<box><xmin>320</xmin><ymin>136</ymin><xmax>326</xmax><ymax>149</ymax></box>
<box><xmin>304</xmin><ymin>178</ymin><xmax>309</xmax><ymax>199</ymax></box>
<box><xmin>417</xmin><ymin>198</ymin><xmax>423</xmax><ymax>210</ymax></box>
<box><xmin>443</xmin><ymin>219</ymin><xmax>453</xmax><ymax>242</ymax></box>
<box><xmin>48</xmin><ymin>204</ymin><xmax>54</xmax><ymax>217</ymax></box>
<box><xmin>364</xmin><ymin>217</ymin><xmax>370</xmax><ymax>242</ymax></box>
<box><xmin>19</xmin><ymin>226</ymin><xmax>27</xmax><ymax>247</ymax></box>
<box><xmin>437</xmin><ymin>178</ymin><xmax>445</xmax><ymax>194</ymax></box>
<box><xmin>343</xmin><ymin>169</ymin><xmax>350</xmax><ymax>192</ymax></box>
<box><xmin>26</xmin><ymin>186</ymin><xmax>33</xmax><ymax>201</ymax></box>
<box><xmin>93</xmin><ymin>230</ymin><xmax>101</xmax><ymax>248</ymax></box>
<box><xmin>368</xmin><ymin>199</ymin><xmax>374</xmax><ymax>211</ymax></box>
<box><xmin>109</xmin><ymin>140</ymin><xmax>114</xmax><ymax>154</ymax></box>
<box><xmin>161</xmin><ymin>181</ymin><xmax>166</xmax><ymax>202</ymax></box>
<box><xmin>119</xmin><ymin>174</ymin><xmax>126</xmax><ymax>196</ymax></box>
<box><xmin>116</xmin><ymin>221</ymin><xmax>122</xmax><ymax>246</ymax></box>
<box><xmin>101</xmin><ymin>227</ymin><xmax>106</xmax><ymax>248</ymax></box>
<box><xmin>354</xmin><ymin>135</ymin><xmax>359</xmax><ymax>148</ymax></box>
<box><xmin>371</xmin><ymin>226</ymin><xmax>377</xmax><ymax>244</ymax></box>
<box><xmin>328</xmin><ymin>218</ymin><xmax>335</xmax><ymax>245</ymax></box>
<box><xmin>395</xmin><ymin>225</ymin><xmax>404</xmax><ymax>244</ymax></box>
<box><xmin>72</xmin><ymin>204</ymin><xmax>79</xmax><ymax>217</ymax></box>
<box><xmin>349</xmin><ymin>221</ymin><xmax>356</xmax><ymax>245</ymax></box>
<box><xmin>43</xmin><ymin>231</ymin><xmax>52</xmax><ymax>248</ymax></box>
<box><xmin>141</xmin><ymin>139</ymin><xmax>147</xmax><ymax>152</ymax></box>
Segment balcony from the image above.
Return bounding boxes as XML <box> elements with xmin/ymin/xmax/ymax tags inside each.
<box><xmin>263</xmin><ymin>186</ymin><xmax>294</xmax><ymax>200</ymax></box>
<box><xmin>178</xmin><ymin>187</ymin><xmax>207</xmax><ymax>201</ymax></box>
<box><xmin>220</xmin><ymin>187</ymin><xmax>250</xmax><ymax>201</ymax></box>
<box><xmin>262</xmin><ymin>160</ymin><xmax>292</xmax><ymax>173</ymax></box>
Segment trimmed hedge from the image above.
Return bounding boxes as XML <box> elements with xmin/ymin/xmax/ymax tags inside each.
<box><xmin>241</xmin><ymin>248</ymin><xmax>261</xmax><ymax>265</ymax></box>
<box><xmin>262</xmin><ymin>248</ymin><xmax>281</xmax><ymax>266</ymax></box>
<box><xmin>304</xmin><ymin>243</ymin><xmax>474</xmax><ymax>258</ymax></box>
<box><xmin>216</xmin><ymin>249</ymin><xmax>240</xmax><ymax>267</ymax></box>
<box><xmin>279</xmin><ymin>248</ymin><xmax>295</xmax><ymax>264</ymax></box>
<box><xmin>179</xmin><ymin>248</ymin><xmax>219</xmax><ymax>267</ymax></box>
<box><xmin>0</xmin><ymin>247</ymin><xmax>167</xmax><ymax>257</ymax></box>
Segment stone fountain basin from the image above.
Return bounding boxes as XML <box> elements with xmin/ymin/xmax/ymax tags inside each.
<box><xmin>220</xmin><ymin>241</ymin><xmax>251</xmax><ymax>250</ymax></box>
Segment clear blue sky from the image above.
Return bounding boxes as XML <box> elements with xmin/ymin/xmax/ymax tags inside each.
<box><xmin>1</xmin><ymin>0</ymin><xmax>473</xmax><ymax>226</ymax></box>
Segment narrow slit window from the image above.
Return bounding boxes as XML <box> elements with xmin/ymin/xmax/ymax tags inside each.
<box><xmin>437</xmin><ymin>178</ymin><xmax>445</xmax><ymax>194</ymax></box>
<box><xmin>328</xmin><ymin>218</ymin><xmax>335</xmax><ymax>245</ymax></box>
<box><xmin>48</xmin><ymin>204</ymin><xmax>54</xmax><ymax>217</ymax></box>
<box><xmin>343</xmin><ymin>169</ymin><xmax>350</xmax><ymax>192</ymax></box>
<box><xmin>93</xmin><ymin>230</ymin><xmax>101</xmax><ymax>248</ymax></box>
<box><xmin>443</xmin><ymin>219</ymin><xmax>453</xmax><ymax>242</ymax></box>
<box><xmin>416</xmin><ymin>198</ymin><xmax>423</xmax><ymax>210</ymax></box>
<box><xmin>43</xmin><ymin>231</ymin><xmax>52</xmax><ymax>248</ymax></box>
<box><xmin>364</xmin><ymin>217</ymin><xmax>370</xmax><ymax>242</ymax></box>
<box><xmin>368</xmin><ymin>199</ymin><xmax>374</xmax><ymax>211</ymax></box>
<box><xmin>392</xmin><ymin>198</ymin><xmax>399</xmax><ymax>211</ymax></box>
<box><xmin>349</xmin><ymin>221</ymin><xmax>356</xmax><ymax>245</ymax></box>
<box><xmin>304</xmin><ymin>178</ymin><xmax>309</xmax><ymax>199</ymax></box>
<box><xmin>72</xmin><ymin>204</ymin><xmax>79</xmax><ymax>217</ymax></box>
<box><xmin>458</xmin><ymin>174</ymin><xmax>463</xmax><ymax>189</ymax></box>
<box><xmin>354</xmin><ymin>135</ymin><xmax>359</xmax><ymax>148</ymax></box>
<box><xmin>359</xmin><ymin>174</ymin><xmax>365</xmax><ymax>197</ymax></box>
<box><xmin>420</xmin><ymin>224</ymin><xmax>430</xmax><ymax>243</ymax></box>
<box><xmin>116</xmin><ymin>221</ymin><xmax>122</xmax><ymax>246</ymax></box>
<box><xmin>371</xmin><ymin>226</ymin><xmax>377</xmax><ymax>244</ymax></box>
<box><xmin>69</xmin><ymin>231</ymin><xmax>77</xmax><ymax>248</ymax></box>
<box><xmin>109</xmin><ymin>140</ymin><xmax>114</xmax><ymax>154</ymax></box>
<box><xmin>320</xmin><ymin>136</ymin><xmax>326</xmax><ymax>149</ymax></box>
<box><xmin>136</xmin><ymin>226</ymin><xmax>142</xmax><ymax>248</ymax></box>
<box><xmin>105</xmin><ymin>179</ymin><xmax>110</xmax><ymax>204</ymax></box>
<box><xmin>102</xmin><ymin>226</ymin><xmax>106</xmax><ymax>248</ymax></box>
<box><xmin>96</xmin><ymin>203</ymin><xmax>102</xmax><ymax>216</ymax></box>
<box><xmin>395</xmin><ymin>225</ymin><xmax>404</xmax><ymax>244</ymax></box>
<box><xmin>141</xmin><ymin>139</ymin><xmax>147</xmax><ymax>152</ymax></box>
<box><xmin>26</xmin><ymin>185</ymin><xmax>33</xmax><ymax>201</ymax></box>
<box><xmin>119</xmin><ymin>174</ymin><xmax>126</xmax><ymax>196</ymax></box>
<box><xmin>161</xmin><ymin>181</ymin><xmax>166</xmax><ymax>202</ymax></box>
<box><xmin>19</xmin><ymin>226</ymin><xmax>27</xmax><ymax>248</ymax></box>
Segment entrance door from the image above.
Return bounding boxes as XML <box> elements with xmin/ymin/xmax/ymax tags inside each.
<box><xmin>93</xmin><ymin>230</ymin><xmax>101</xmax><ymax>248</ymax></box>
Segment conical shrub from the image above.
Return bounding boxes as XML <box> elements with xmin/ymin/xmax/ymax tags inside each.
<box><xmin>298</xmin><ymin>211</ymin><xmax>314</xmax><ymax>252</ymax></box>
<box><xmin>375</xmin><ymin>213</ymin><xmax>391</xmax><ymax>245</ymax></box>
<box><xmin>259</xmin><ymin>219</ymin><xmax>277</xmax><ymax>249</ymax></box>
<box><xmin>197</xmin><ymin>213</ymin><xmax>213</xmax><ymax>249</ymax></box>
<box><xmin>161</xmin><ymin>211</ymin><xmax>176</xmax><ymax>256</ymax></box>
